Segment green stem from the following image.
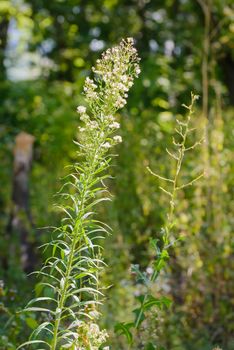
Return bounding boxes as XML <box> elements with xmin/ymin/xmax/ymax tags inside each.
<box><xmin>51</xmin><ymin>235</ymin><xmax>77</xmax><ymax>349</ymax></box>
<box><xmin>51</xmin><ymin>149</ymin><xmax>99</xmax><ymax>349</ymax></box>
<box><xmin>134</xmin><ymin>294</ymin><xmax>147</xmax><ymax>329</ymax></box>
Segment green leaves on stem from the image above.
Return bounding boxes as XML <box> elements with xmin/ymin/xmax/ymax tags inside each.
<box><xmin>19</xmin><ymin>38</ymin><xmax>140</xmax><ymax>349</ymax></box>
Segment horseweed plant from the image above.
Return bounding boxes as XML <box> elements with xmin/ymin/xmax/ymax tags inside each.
<box><xmin>115</xmin><ymin>93</ymin><xmax>204</xmax><ymax>348</ymax></box>
<box><xmin>18</xmin><ymin>38</ymin><xmax>140</xmax><ymax>350</ymax></box>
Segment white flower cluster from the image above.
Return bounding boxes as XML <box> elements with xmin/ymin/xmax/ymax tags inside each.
<box><xmin>77</xmin><ymin>106</ymin><xmax>86</xmax><ymax>114</ymax></box>
<box><xmin>109</xmin><ymin>121</ymin><xmax>120</xmax><ymax>129</ymax></box>
<box><xmin>76</xmin><ymin>38</ymin><xmax>140</xmax><ymax>151</ymax></box>
<box><xmin>84</xmin><ymin>37</ymin><xmax>140</xmax><ymax>110</ymax></box>
<box><xmin>75</xmin><ymin>321</ymin><xmax>109</xmax><ymax>350</ymax></box>
<box><xmin>113</xmin><ymin>135</ymin><xmax>122</xmax><ymax>143</ymax></box>
<box><xmin>83</xmin><ymin>77</ymin><xmax>98</xmax><ymax>100</ymax></box>
<box><xmin>76</xmin><ymin>107</ymin><xmax>123</xmax><ymax>149</ymax></box>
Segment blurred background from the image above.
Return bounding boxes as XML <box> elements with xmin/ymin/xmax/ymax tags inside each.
<box><xmin>0</xmin><ymin>0</ymin><xmax>233</xmax><ymax>349</ymax></box>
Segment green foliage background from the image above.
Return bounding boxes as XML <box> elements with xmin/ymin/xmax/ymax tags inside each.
<box><xmin>0</xmin><ymin>0</ymin><xmax>233</xmax><ymax>349</ymax></box>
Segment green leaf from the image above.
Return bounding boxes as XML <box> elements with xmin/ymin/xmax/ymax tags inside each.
<box><xmin>161</xmin><ymin>249</ymin><xmax>169</xmax><ymax>259</ymax></box>
<box><xmin>150</xmin><ymin>238</ymin><xmax>160</xmax><ymax>254</ymax></box>
<box><xmin>26</xmin><ymin>296</ymin><xmax>56</xmax><ymax>307</ymax></box>
<box><xmin>25</xmin><ymin>317</ymin><xmax>38</xmax><ymax>329</ymax></box>
<box><xmin>115</xmin><ymin>322</ymin><xmax>134</xmax><ymax>344</ymax></box>
<box><xmin>17</xmin><ymin>340</ymin><xmax>49</xmax><ymax>349</ymax></box>
<box><xmin>143</xmin><ymin>295</ymin><xmax>172</xmax><ymax>311</ymax></box>
<box><xmin>159</xmin><ymin>296</ymin><xmax>172</xmax><ymax>308</ymax></box>
<box><xmin>23</xmin><ymin>307</ymin><xmax>54</xmax><ymax>314</ymax></box>
<box><xmin>30</xmin><ymin>322</ymin><xmax>53</xmax><ymax>338</ymax></box>
<box><xmin>136</xmin><ymin>295</ymin><xmax>145</xmax><ymax>304</ymax></box>
<box><xmin>133</xmin><ymin>307</ymin><xmax>145</xmax><ymax>328</ymax></box>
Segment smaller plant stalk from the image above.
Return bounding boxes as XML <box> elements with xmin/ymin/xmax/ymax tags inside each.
<box><xmin>149</xmin><ymin>93</ymin><xmax>204</xmax><ymax>279</ymax></box>
<box><xmin>116</xmin><ymin>93</ymin><xmax>204</xmax><ymax>349</ymax></box>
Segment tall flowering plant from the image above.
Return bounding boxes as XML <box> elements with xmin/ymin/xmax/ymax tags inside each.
<box><xmin>18</xmin><ymin>38</ymin><xmax>140</xmax><ymax>350</ymax></box>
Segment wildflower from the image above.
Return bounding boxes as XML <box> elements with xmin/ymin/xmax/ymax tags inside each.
<box><xmin>80</xmin><ymin>114</ymin><xmax>89</xmax><ymax>123</ymax></box>
<box><xmin>20</xmin><ymin>38</ymin><xmax>140</xmax><ymax>350</ymax></box>
<box><xmin>77</xmin><ymin>105</ymin><xmax>86</xmax><ymax>114</ymax></box>
<box><xmin>88</xmin><ymin>121</ymin><xmax>99</xmax><ymax>129</ymax></box>
<box><xmin>127</xmin><ymin>37</ymin><xmax>134</xmax><ymax>44</ymax></box>
<box><xmin>78</xmin><ymin>127</ymin><xmax>85</xmax><ymax>132</ymax></box>
<box><xmin>102</xmin><ymin>142</ymin><xmax>112</xmax><ymax>149</ymax></box>
<box><xmin>84</xmin><ymin>38</ymin><xmax>140</xmax><ymax>114</ymax></box>
<box><xmin>106</xmin><ymin>115</ymin><xmax>115</xmax><ymax>122</ymax></box>
<box><xmin>136</xmin><ymin>67</ymin><xmax>141</xmax><ymax>75</ymax></box>
<box><xmin>113</xmin><ymin>135</ymin><xmax>122</xmax><ymax>143</ymax></box>
<box><xmin>109</xmin><ymin>122</ymin><xmax>120</xmax><ymax>129</ymax></box>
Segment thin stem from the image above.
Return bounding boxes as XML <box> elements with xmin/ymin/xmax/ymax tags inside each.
<box><xmin>167</xmin><ymin>98</ymin><xmax>196</xmax><ymax>233</ymax></box>
<box><xmin>135</xmin><ymin>95</ymin><xmax>199</xmax><ymax>339</ymax></box>
<box><xmin>51</xmin><ymin>198</ymin><xmax>86</xmax><ymax>349</ymax></box>
<box><xmin>51</xmin><ymin>236</ymin><xmax>77</xmax><ymax>349</ymax></box>
<box><xmin>51</xmin><ymin>148</ymin><xmax>99</xmax><ymax>349</ymax></box>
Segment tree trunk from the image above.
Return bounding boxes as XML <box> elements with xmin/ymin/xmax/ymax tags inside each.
<box><xmin>0</xmin><ymin>15</ymin><xmax>9</xmax><ymax>80</ymax></box>
<box><xmin>6</xmin><ymin>132</ymin><xmax>36</xmax><ymax>273</ymax></box>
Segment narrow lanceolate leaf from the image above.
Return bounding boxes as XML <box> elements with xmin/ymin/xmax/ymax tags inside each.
<box><xmin>30</xmin><ymin>322</ymin><xmax>53</xmax><ymax>338</ymax></box>
<box><xmin>142</xmin><ymin>295</ymin><xmax>172</xmax><ymax>312</ymax></box>
<box><xmin>17</xmin><ymin>340</ymin><xmax>50</xmax><ymax>349</ymax></box>
<box><xmin>20</xmin><ymin>38</ymin><xmax>140</xmax><ymax>349</ymax></box>
<box><xmin>26</xmin><ymin>297</ymin><xmax>57</xmax><ymax>307</ymax></box>
<box><xmin>23</xmin><ymin>307</ymin><xmax>55</xmax><ymax>314</ymax></box>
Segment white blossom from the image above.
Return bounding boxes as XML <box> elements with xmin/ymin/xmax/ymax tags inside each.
<box><xmin>109</xmin><ymin>121</ymin><xmax>120</xmax><ymax>129</ymax></box>
<box><xmin>83</xmin><ymin>38</ymin><xmax>140</xmax><ymax>115</ymax></box>
<box><xmin>136</xmin><ymin>68</ymin><xmax>141</xmax><ymax>75</ymax></box>
<box><xmin>77</xmin><ymin>105</ymin><xmax>86</xmax><ymax>114</ymax></box>
<box><xmin>102</xmin><ymin>142</ymin><xmax>112</xmax><ymax>148</ymax></box>
<box><xmin>113</xmin><ymin>135</ymin><xmax>122</xmax><ymax>143</ymax></box>
<box><xmin>88</xmin><ymin>121</ymin><xmax>99</xmax><ymax>129</ymax></box>
<box><xmin>106</xmin><ymin>115</ymin><xmax>115</xmax><ymax>122</ymax></box>
<box><xmin>80</xmin><ymin>114</ymin><xmax>89</xmax><ymax>123</ymax></box>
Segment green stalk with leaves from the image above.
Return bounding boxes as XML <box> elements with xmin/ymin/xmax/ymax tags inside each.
<box><xmin>115</xmin><ymin>93</ymin><xmax>204</xmax><ymax>349</ymax></box>
<box><xmin>18</xmin><ymin>38</ymin><xmax>140</xmax><ymax>350</ymax></box>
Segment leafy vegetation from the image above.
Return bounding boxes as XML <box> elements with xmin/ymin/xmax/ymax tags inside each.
<box><xmin>0</xmin><ymin>1</ymin><xmax>233</xmax><ymax>349</ymax></box>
